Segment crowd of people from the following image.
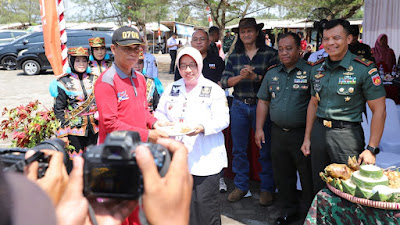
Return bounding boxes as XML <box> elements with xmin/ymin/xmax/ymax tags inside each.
<box><xmin>2</xmin><ymin>15</ymin><xmax>399</xmax><ymax>225</ymax></box>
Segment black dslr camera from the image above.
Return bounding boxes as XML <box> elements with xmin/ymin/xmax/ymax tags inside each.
<box><xmin>83</xmin><ymin>130</ymin><xmax>171</xmax><ymax>200</ymax></box>
<box><xmin>0</xmin><ymin>139</ymin><xmax>69</xmax><ymax>178</ymax></box>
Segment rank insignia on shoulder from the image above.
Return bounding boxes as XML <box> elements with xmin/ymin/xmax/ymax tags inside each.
<box><xmin>199</xmin><ymin>86</ymin><xmax>212</xmax><ymax>97</ymax></box>
<box><xmin>267</xmin><ymin>64</ymin><xmax>278</xmax><ymax>70</ymax></box>
<box><xmin>315</xmin><ymin>74</ymin><xmax>325</xmax><ymax>79</ymax></box>
<box><xmin>355</xmin><ymin>57</ymin><xmax>373</xmax><ymax>66</ymax></box>
<box><xmin>371</xmin><ymin>74</ymin><xmax>381</xmax><ymax>86</ymax></box>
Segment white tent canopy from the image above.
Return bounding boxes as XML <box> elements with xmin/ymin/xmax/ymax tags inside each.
<box><xmin>364</xmin><ymin>0</ymin><xmax>400</xmax><ymax>60</ymax></box>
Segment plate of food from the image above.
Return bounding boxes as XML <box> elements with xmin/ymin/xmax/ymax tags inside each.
<box><xmin>320</xmin><ymin>156</ymin><xmax>400</xmax><ymax>209</ymax></box>
<box><xmin>384</xmin><ymin>74</ymin><xmax>394</xmax><ymax>81</ymax></box>
<box><xmin>158</xmin><ymin>124</ymin><xmax>195</xmax><ymax>136</ymax></box>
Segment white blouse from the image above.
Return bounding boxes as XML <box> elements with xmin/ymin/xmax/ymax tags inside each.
<box><xmin>155</xmin><ymin>76</ymin><xmax>230</xmax><ymax>176</ymax></box>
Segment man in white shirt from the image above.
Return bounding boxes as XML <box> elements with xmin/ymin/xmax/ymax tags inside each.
<box><xmin>167</xmin><ymin>33</ymin><xmax>181</xmax><ymax>74</ymax></box>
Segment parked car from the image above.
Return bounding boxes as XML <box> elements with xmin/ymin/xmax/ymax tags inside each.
<box><xmin>0</xmin><ymin>30</ymin><xmax>30</xmax><ymax>44</ymax></box>
<box><xmin>0</xmin><ymin>31</ymin><xmax>44</xmax><ymax>70</ymax></box>
<box><xmin>16</xmin><ymin>30</ymin><xmax>113</xmax><ymax>75</ymax></box>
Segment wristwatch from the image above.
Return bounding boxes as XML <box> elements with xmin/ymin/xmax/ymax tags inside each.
<box><xmin>366</xmin><ymin>145</ymin><xmax>380</xmax><ymax>155</ymax></box>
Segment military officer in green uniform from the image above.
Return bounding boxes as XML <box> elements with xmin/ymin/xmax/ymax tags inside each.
<box><xmin>348</xmin><ymin>25</ymin><xmax>375</xmax><ymax>62</ymax></box>
<box><xmin>256</xmin><ymin>32</ymin><xmax>314</xmax><ymax>225</ymax></box>
<box><xmin>301</xmin><ymin>19</ymin><xmax>387</xmax><ymax>194</ymax></box>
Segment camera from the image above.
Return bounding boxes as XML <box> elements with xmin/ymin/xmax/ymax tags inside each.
<box><xmin>0</xmin><ymin>138</ymin><xmax>69</xmax><ymax>178</ymax></box>
<box><xmin>83</xmin><ymin>130</ymin><xmax>171</xmax><ymax>200</ymax></box>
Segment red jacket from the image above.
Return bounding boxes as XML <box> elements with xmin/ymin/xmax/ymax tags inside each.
<box><xmin>95</xmin><ymin>64</ymin><xmax>157</xmax><ymax>144</ymax></box>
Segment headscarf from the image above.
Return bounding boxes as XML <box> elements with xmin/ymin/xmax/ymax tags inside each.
<box><xmin>176</xmin><ymin>47</ymin><xmax>204</xmax><ymax>88</ymax></box>
<box><xmin>373</xmin><ymin>34</ymin><xmax>396</xmax><ymax>70</ymax></box>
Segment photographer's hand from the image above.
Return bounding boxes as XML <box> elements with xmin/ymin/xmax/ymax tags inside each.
<box><xmin>25</xmin><ymin>150</ymin><xmax>69</xmax><ymax>205</ymax></box>
<box><xmin>136</xmin><ymin>138</ymin><xmax>193</xmax><ymax>225</ymax></box>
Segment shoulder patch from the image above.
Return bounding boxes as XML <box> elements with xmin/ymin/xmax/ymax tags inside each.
<box><xmin>355</xmin><ymin>56</ymin><xmax>373</xmax><ymax>67</ymax></box>
<box><xmin>311</xmin><ymin>58</ymin><xmax>325</xmax><ymax>66</ymax></box>
<box><xmin>267</xmin><ymin>64</ymin><xmax>278</xmax><ymax>71</ymax></box>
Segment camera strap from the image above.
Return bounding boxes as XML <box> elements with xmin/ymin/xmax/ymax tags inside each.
<box><xmin>3</xmin><ymin>151</ymin><xmax>45</xmax><ymax>173</ymax></box>
<box><xmin>88</xmin><ymin>203</ymin><xmax>99</xmax><ymax>225</ymax></box>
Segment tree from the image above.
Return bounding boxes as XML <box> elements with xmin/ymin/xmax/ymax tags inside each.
<box><xmin>273</xmin><ymin>0</ymin><xmax>364</xmax><ymax>19</ymax></box>
<box><xmin>175</xmin><ymin>0</ymin><xmax>276</xmax><ymax>39</ymax></box>
<box><xmin>0</xmin><ymin>0</ymin><xmax>40</xmax><ymax>25</ymax></box>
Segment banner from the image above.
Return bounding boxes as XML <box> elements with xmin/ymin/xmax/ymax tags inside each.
<box><xmin>40</xmin><ymin>0</ymin><xmax>63</xmax><ymax>76</ymax></box>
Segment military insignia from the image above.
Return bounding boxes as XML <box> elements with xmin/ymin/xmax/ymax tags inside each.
<box><xmin>276</xmin><ymin>86</ymin><xmax>280</xmax><ymax>91</ymax></box>
<box><xmin>297</xmin><ymin>71</ymin><xmax>302</xmax><ymax>75</ymax></box>
<box><xmin>339</xmin><ymin>87</ymin><xmax>344</xmax><ymax>93</ymax></box>
<box><xmin>368</xmin><ymin>68</ymin><xmax>378</xmax><ymax>75</ymax></box>
<box><xmin>296</xmin><ymin>75</ymin><xmax>307</xmax><ymax>79</ymax></box>
<box><xmin>317</xmin><ymin>62</ymin><xmax>326</xmax><ymax>72</ymax></box>
<box><xmin>294</xmin><ymin>79</ymin><xmax>307</xmax><ymax>84</ymax></box>
<box><xmin>339</xmin><ymin>76</ymin><xmax>356</xmax><ymax>84</ymax></box>
<box><xmin>272</xmin><ymin>76</ymin><xmax>279</xmax><ymax>81</ymax></box>
<box><xmin>269</xmin><ymin>86</ymin><xmax>273</xmax><ymax>91</ymax></box>
<box><xmin>343</xmin><ymin>72</ymin><xmax>354</xmax><ymax>76</ymax></box>
<box><xmin>303</xmin><ymin>71</ymin><xmax>307</xmax><ymax>75</ymax></box>
<box><xmin>345</xmin><ymin>96</ymin><xmax>351</xmax><ymax>102</ymax></box>
<box><xmin>347</xmin><ymin>66</ymin><xmax>353</xmax><ymax>72</ymax></box>
<box><xmin>348</xmin><ymin>87</ymin><xmax>354</xmax><ymax>93</ymax></box>
<box><xmin>301</xmin><ymin>85</ymin><xmax>308</xmax><ymax>90</ymax></box>
<box><xmin>199</xmin><ymin>86</ymin><xmax>212</xmax><ymax>97</ymax></box>
<box><xmin>267</xmin><ymin>64</ymin><xmax>278</xmax><ymax>70</ymax></box>
<box><xmin>355</xmin><ymin>57</ymin><xmax>373</xmax><ymax>66</ymax></box>
<box><xmin>316</xmin><ymin>93</ymin><xmax>320</xmax><ymax>101</ymax></box>
<box><xmin>272</xmin><ymin>92</ymin><xmax>276</xmax><ymax>98</ymax></box>
<box><xmin>293</xmin><ymin>84</ymin><xmax>300</xmax><ymax>89</ymax></box>
<box><xmin>313</xmin><ymin>83</ymin><xmax>322</xmax><ymax>92</ymax></box>
<box><xmin>170</xmin><ymin>85</ymin><xmax>180</xmax><ymax>96</ymax></box>
<box><xmin>315</xmin><ymin>74</ymin><xmax>325</xmax><ymax>79</ymax></box>
<box><xmin>371</xmin><ymin>74</ymin><xmax>381</xmax><ymax>86</ymax></box>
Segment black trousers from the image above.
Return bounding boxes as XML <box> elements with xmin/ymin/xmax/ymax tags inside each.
<box><xmin>310</xmin><ymin>120</ymin><xmax>364</xmax><ymax>194</ymax></box>
<box><xmin>169</xmin><ymin>50</ymin><xmax>177</xmax><ymax>73</ymax></box>
<box><xmin>271</xmin><ymin>124</ymin><xmax>313</xmax><ymax>215</ymax></box>
<box><xmin>189</xmin><ymin>172</ymin><xmax>221</xmax><ymax>225</ymax></box>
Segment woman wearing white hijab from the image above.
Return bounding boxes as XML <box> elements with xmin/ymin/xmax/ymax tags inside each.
<box><xmin>155</xmin><ymin>47</ymin><xmax>229</xmax><ymax>225</ymax></box>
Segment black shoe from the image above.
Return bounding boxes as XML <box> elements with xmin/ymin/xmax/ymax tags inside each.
<box><xmin>274</xmin><ymin>213</ymin><xmax>297</xmax><ymax>225</ymax></box>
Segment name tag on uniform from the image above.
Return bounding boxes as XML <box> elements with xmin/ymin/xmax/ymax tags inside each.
<box><xmin>338</xmin><ymin>76</ymin><xmax>356</xmax><ymax>84</ymax></box>
<box><xmin>209</xmin><ymin>63</ymin><xmax>216</xmax><ymax>69</ymax></box>
<box><xmin>170</xmin><ymin>85</ymin><xmax>180</xmax><ymax>96</ymax></box>
<box><xmin>199</xmin><ymin>86</ymin><xmax>212</xmax><ymax>97</ymax></box>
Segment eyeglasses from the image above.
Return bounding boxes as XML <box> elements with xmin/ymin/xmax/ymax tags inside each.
<box><xmin>179</xmin><ymin>63</ymin><xmax>197</xmax><ymax>70</ymax></box>
<box><xmin>192</xmin><ymin>37</ymin><xmax>208</xmax><ymax>42</ymax></box>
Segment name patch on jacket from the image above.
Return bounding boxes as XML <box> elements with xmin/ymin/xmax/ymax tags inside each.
<box><xmin>209</xmin><ymin>63</ymin><xmax>216</xmax><ymax>69</ymax></box>
<box><xmin>170</xmin><ymin>85</ymin><xmax>180</xmax><ymax>96</ymax></box>
<box><xmin>199</xmin><ymin>86</ymin><xmax>212</xmax><ymax>97</ymax></box>
<box><xmin>117</xmin><ymin>90</ymin><xmax>129</xmax><ymax>102</ymax></box>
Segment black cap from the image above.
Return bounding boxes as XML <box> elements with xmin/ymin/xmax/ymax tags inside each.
<box><xmin>112</xmin><ymin>26</ymin><xmax>142</xmax><ymax>46</ymax></box>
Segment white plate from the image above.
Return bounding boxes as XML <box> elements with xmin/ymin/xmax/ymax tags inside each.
<box><xmin>158</xmin><ymin>125</ymin><xmax>194</xmax><ymax>136</ymax></box>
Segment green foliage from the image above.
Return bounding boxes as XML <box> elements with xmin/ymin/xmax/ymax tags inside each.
<box><xmin>271</xmin><ymin>0</ymin><xmax>364</xmax><ymax>19</ymax></box>
<box><xmin>0</xmin><ymin>100</ymin><xmax>59</xmax><ymax>148</ymax></box>
<box><xmin>0</xmin><ymin>0</ymin><xmax>39</xmax><ymax>24</ymax></box>
<box><xmin>70</xmin><ymin>0</ymin><xmax>170</xmax><ymax>25</ymax></box>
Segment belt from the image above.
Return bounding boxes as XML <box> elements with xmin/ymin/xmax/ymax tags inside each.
<box><xmin>272</xmin><ymin>123</ymin><xmax>304</xmax><ymax>132</ymax></box>
<box><xmin>317</xmin><ymin>117</ymin><xmax>360</xmax><ymax>129</ymax></box>
<box><xmin>236</xmin><ymin>97</ymin><xmax>257</xmax><ymax>105</ymax></box>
